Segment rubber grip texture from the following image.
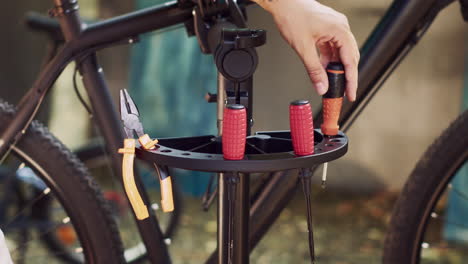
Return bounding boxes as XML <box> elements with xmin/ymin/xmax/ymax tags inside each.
<box><xmin>222</xmin><ymin>105</ymin><xmax>247</xmax><ymax>160</ymax></box>
<box><xmin>289</xmin><ymin>101</ymin><xmax>314</xmax><ymax>156</ymax></box>
<box><xmin>321</xmin><ymin>97</ymin><xmax>343</xmax><ymax>136</ymax></box>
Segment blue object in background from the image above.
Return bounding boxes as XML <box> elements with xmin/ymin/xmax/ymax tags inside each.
<box><xmin>129</xmin><ymin>0</ymin><xmax>217</xmax><ymax>196</ymax></box>
<box><xmin>443</xmin><ymin>36</ymin><xmax>468</xmax><ymax>243</ymax></box>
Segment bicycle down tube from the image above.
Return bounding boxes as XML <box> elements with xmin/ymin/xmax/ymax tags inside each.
<box><xmin>0</xmin><ymin>0</ymin><xmax>456</xmax><ymax>263</ymax></box>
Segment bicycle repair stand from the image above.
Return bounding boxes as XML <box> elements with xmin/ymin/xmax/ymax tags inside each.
<box><xmin>130</xmin><ymin>27</ymin><xmax>349</xmax><ymax>263</ymax></box>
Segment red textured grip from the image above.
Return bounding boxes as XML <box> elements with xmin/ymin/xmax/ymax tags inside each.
<box><xmin>289</xmin><ymin>100</ymin><xmax>314</xmax><ymax>156</ymax></box>
<box><xmin>222</xmin><ymin>105</ymin><xmax>247</xmax><ymax>160</ymax></box>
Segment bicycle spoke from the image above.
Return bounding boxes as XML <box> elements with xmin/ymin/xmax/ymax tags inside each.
<box><xmin>2</xmin><ymin>173</ymin><xmax>82</xmax><ymax>262</ymax></box>
<box><xmin>3</xmin><ymin>187</ymin><xmax>50</xmax><ymax>230</ymax></box>
<box><xmin>15</xmin><ymin>228</ymin><xmax>30</xmax><ymax>264</ymax></box>
<box><xmin>425</xmin><ymin>185</ymin><xmax>468</xmax><ymax>231</ymax></box>
<box><xmin>421</xmin><ymin>241</ymin><xmax>468</xmax><ymax>251</ymax></box>
<box><xmin>12</xmin><ymin>244</ymin><xmax>84</xmax><ymax>260</ymax></box>
<box><xmin>428</xmin><ymin>211</ymin><xmax>468</xmax><ymax>230</ymax></box>
<box><xmin>10</xmin><ymin>216</ymin><xmax>79</xmax><ymax>255</ymax></box>
<box><xmin>448</xmin><ymin>184</ymin><xmax>468</xmax><ymax>203</ymax></box>
<box><xmin>419</xmin><ymin>175</ymin><xmax>468</xmax><ymax>264</ymax></box>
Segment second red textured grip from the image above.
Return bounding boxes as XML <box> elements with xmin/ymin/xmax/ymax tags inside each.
<box><xmin>222</xmin><ymin>104</ymin><xmax>247</xmax><ymax>160</ymax></box>
<box><xmin>289</xmin><ymin>100</ymin><xmax>314</xmax><ymax>156</ymax></box>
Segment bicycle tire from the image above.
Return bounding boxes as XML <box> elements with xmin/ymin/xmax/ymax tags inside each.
<box><xmin>0</xmin><ymin>100</ymin><xmax>125</xmax><ymax>263</ymax></box>
<box><xmin>383</xmin><ymin>109</ymin><xmax>468</xmax><ymax>264</ymax></box>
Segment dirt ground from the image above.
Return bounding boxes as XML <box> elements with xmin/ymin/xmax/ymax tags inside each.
<box><xmin>8</xmin><ymin>182</ymin><xmax>398</xmax><ymax>264</ymax></box>
<box><xmin>168</xmin><ymin>187</ymin><xmax>398</xmax><ymax>264</ymax></box>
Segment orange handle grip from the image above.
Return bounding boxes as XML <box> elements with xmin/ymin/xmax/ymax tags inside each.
<box><xmin>321</xmin><ymin>98</ymin><xmax>343</xmax><ymax>136</ymax></box>
<box><xmin>160</xmin><ymin>176</ymin><xmax>174</xmax><ymax>212</ymax></box>
<box><xmin>321</xmin><ymin>62</ymin><xmax>345</xmax><ymax>136</ymax></box>
<box><xmin>138</xmin><ymin>134</ymin><xmax>159</xmax><ymax>150</ymax></box>
<box><xmin>138</xmin><ymin>134</ymin><xmax>175</xmax><ymax>213</ymax></box>
<box><xmin>118</xmin><ymin>139</ymin><xmax>149</xmax><ymax>220</ymax></box>
<box><xmin>154</xmin><ymin>165</ymin><xmax>175</xmax><ymax>213</ymax></box>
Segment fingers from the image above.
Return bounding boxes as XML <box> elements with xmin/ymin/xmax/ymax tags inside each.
<box><xmin>316</xmin><ymin>31</ymin><xmax>358</xmax><ymax>102</ymax></box>
<box><xmin>303</xmin><ymin>45</ymin><xmax>329</xmax><ymax>95</ymax></box>
<box><xmin>312</xmin><ymin>32</ymin><xmax>359</xmax><ymax>101</ymax></box>
<box><xmin>337</xmin><ymin>32</ymin><xmax>359</xmax><ymax>102</ymax></box>
<box><xmin>318</xmin><ymin>41</ymin><xmax>334</xmax><ymax>69</ymax></box>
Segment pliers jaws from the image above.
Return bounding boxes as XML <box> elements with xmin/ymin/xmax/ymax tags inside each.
<box><xmin>120</xmin><ymin>89</ymin><xmax>145</xmax><ymax>139</ymax></box>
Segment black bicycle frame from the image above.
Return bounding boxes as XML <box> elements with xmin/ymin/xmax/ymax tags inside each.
<box><xmin>0</xmin><ymin>0</ymin><xmax>455</xmax><ymax>263</ymax></box>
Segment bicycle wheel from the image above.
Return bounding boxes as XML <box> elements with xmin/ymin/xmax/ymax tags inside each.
<box><xmin>383</xmin><ymin>109</ymin><xmax>468</xmax><ymax>264</ymax></box>
<box><xmin>71</xmin><ymin>142</ymin><xmax>182</xmax><ymax>263</ymax></box>
<box><xmin>0</xmin><ymin>100</ymin><xmax>124</xmax><ymax>263</ymax></box>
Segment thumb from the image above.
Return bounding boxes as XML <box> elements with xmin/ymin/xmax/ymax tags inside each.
<box><xmin>303</xmin><ymin>47</ymin><xmax>328</xmax><ymax>95</ymax></box>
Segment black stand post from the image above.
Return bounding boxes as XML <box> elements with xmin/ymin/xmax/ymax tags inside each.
<box><xmin>218</xmin><ymin>173</ymin><xmax>229</xmax><ymax>264</ymax></box>
<box><xmin>233</xmin><ymin>172</ymin><xmax>249</xmax><ymax>264</ymax></box>
<box><xmin>214</xmin><ymin>28</ymin><xmax>266</xmax><ymax>264</ymax></box>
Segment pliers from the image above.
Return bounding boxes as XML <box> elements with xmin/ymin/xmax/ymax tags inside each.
<box><xmin>118</xmin><ymin>89</ymin><xmax>174</xmax><ymax>220</ymax></box>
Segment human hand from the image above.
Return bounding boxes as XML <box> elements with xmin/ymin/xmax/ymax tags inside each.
<box><xmin>253</xmin><ymin>0</ymin><xmax>360</xmax><ymax>101</ymax></box>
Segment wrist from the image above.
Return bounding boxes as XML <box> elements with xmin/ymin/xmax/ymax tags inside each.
<box><xmin>253</xmin><ymin>0</ymin><xmax>318</xmax><ymax>17</ymax></box>
<box><xmin>252</xmin><ymin>0</ymin><xmax>275</xmax><ymax>13</ymax></box>
<box><xmin>254</xmin><ymin>0</ymin><xmax>288</xmax><ymax>14</ymax></box>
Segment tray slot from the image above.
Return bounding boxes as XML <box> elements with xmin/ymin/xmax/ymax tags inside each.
<box><xmin>247</xmin><ymin>137</ymin><xmax>293</xmax><ymax>154</ymax></box>
<box><xmin>158</xmin><ymin>135</ymin><xmax>215</xmax><ymax>151</ymax></box>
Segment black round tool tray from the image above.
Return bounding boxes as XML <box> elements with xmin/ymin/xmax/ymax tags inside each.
<box><xmin>136</xmin><ymin>130</ymin><xmax>348</xmax><ymax>173</ymax></box>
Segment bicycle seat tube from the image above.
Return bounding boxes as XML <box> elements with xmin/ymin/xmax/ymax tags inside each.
<box><xmin>51</xmin><ymin>1</ymin><xmax>171</xmax><ymax>262</ymax></box>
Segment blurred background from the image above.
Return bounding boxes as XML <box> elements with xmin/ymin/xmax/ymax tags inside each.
<box><xmin>0</xmin><ymin>0</ymin><xmax>466</xmax><ymax>263</ymax></box>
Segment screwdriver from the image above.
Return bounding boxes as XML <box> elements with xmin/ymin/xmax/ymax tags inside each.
<box><xmin>321</xmin><ymin>62</ymin><xmax>346</xmax><ymax>188</ymax></box>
